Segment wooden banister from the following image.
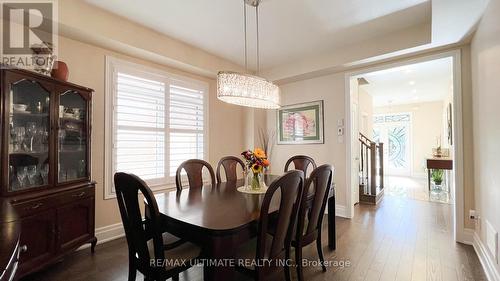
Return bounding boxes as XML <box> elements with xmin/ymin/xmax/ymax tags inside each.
<box><xmin>358</xmin><ymin>133</ymin><xmax>384</xmax><ymax>204</ymax></box>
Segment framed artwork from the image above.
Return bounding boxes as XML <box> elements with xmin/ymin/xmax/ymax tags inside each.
<box><xmin>277</xmin><ymin>100</ymin><xmax>324</xmax><ymax>144</ymax></box>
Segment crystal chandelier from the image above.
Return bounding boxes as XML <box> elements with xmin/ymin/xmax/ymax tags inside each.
<box><xmin>217</xmin><ymin>0</ymin><xmax>280</xmax><ymax>109</ymax></box>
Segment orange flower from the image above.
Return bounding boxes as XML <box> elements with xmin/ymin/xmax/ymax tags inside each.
<box><xmin>262</xmin><ymin>159</ymin><xmax>270</xmax><ymax>167</ymax></box>
<box><xmin>254</xmin><ymin>148</ymin><xmax>266</xmax><ymax>159</ymax></box>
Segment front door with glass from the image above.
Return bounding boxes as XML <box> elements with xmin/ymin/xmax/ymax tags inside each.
<box><xmin>373</xmin><ymin>113</ymin><xmax>411</xmax><ymax>176</ymax></box>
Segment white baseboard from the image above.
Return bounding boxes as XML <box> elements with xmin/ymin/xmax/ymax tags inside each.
<box><xmin>335</xmin><ymin>205</ymin><xmax>348</xmax><ymax>218</ymax></box>
<box><xmin>473</xmin><ymin>231</ymin><xmax>500</xmax><ymax>281</ymax></box>
<box><xmin>77</xmin><ymin>222</ymin><xmax>125</xmax><ymax>251</ymax></box>
<box><xmin>461</xmin><ymin>228</ymin><xmax>475</xmax><ymax>245</ymax></box>
<box><xmin>95</xmin><ymin>222</ymin><xmax>126</xmax><ymax>243</ymax></box>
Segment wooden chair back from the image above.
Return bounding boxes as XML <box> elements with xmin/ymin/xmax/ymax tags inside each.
<box><xmin>256</xmin><ymin>170</ymin><xmax>304</xmax><ymax>278</ymax></box>
<box><xmin>216</xmin><ymin>156</ymin><xmax>245</xmax><ymax>182</ymax></box>
<box><xmin>284</xmin><ymin>155</ymin><xmax>317</xmax><ymax>176</ymax></box>
<box><xmin>296</xmin><ymin>164</ymin><xmax>333</xmax><ymax>245</ymax></box>
<box><xmin>114</xmin><ymin>172</ymin><xmax>165</xmax><ymax>268</ymax></box>
<box><xmin>175</xmin><ymin>159</ymin><xmax>216</xmax><ymax>192</ymax></box>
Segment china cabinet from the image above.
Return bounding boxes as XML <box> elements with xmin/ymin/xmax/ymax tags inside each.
<box><xmin>0</xmin><ymin>66</ymin><xmax>96</xmax><ymax>278</ymax></box>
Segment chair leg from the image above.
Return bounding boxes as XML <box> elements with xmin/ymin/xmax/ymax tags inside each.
<box><xmin>285</xmin><ymin>247</ymin><xmax>292</xmax><ymax>281</ymax></box>
<box><xmin>128</xmin><ymin>259</ymin><xmax>137</xmax><ymax>281</ymax></box>
<box><xmin>295</xmin><ymin>246</ymin><xmax>304</xmax><ymax>281</ymax></box>
<box><xmin>316</xmin><ymin>232</ymin><xmax>327</xmax><ymax>272</ymax></box>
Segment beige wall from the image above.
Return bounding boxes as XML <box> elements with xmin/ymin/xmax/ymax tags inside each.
<box><xmin>374</xmin><ymin>101</ymin><xmax>445</xmax><ymax>176</ymax></box>
<box><xmin>358</xmin><ymin>88</ymin><xmax>374</xmax><ymax>139</ymax></box>
<box><xmin>267</xmin><ymin>46</ymin><xmax>475</xmax><ymax>228</ymax></box>
<box><xmin>57</xmin><ymin>36</ymin><xmax>246</xmax><ymax>228</ymax></box>
<box><xmin>267</xmin><ymin>74</ymin><xmax>347</xmax><ymax>208</ymax></box>
<box><xmin>471</xmin><ymin>0</ymin><xmax>500</xmax><ymax>268</ymax></box>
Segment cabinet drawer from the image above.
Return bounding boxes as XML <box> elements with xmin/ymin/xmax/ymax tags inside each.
<box><xmin>11</xmin><ymin>186</ymin><xmax>94</xmax><ymax>217</ymax></box>
<box><xmin>12</xmin><ymin>197</ymin><xmax>56</xmax><ymax>218</ymax></box>
<box><xmin>59</xmin><ymin>187</ymin><xmax>93</xmax><ymax>204</ymax></box>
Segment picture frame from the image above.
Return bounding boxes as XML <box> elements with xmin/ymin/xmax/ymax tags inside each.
<box><xmin>277</xmin><ymin>100</ymin><xmax>324</xmax><ymax>144</ymax></box>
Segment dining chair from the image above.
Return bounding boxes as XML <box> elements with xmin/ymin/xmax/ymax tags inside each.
<box><xmin>175</xmin><ymin>159</ymin><xmax>216</xmax><ymax>192</ymax></box>
<box><xmin>216</xmin><ymin>156</ymin><xmax>245</xmax><ymax>182</ymax></box>
<box><xmin>235</xmin><ymin>170</ymin><xmax>304</xmax><ymax>281</ymax></box>
<box><xmin>293</xmin><ymin>164</ymin><xmax>333</xmax><ymax>281</ymax></box>
<box><xmin>284</xmin><ymin>155</ymin><xmax>317</xmax><ymax>176</ymax></box>
<box><xmin>114</xmin><ymin>172</ymin><xmax>201</xmax><ymax>281</ymax></box>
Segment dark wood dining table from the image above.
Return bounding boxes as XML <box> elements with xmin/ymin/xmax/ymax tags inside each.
<box><xmin>152</xmin><ymin>174</ymin><xmax>336</xmax><ymax>281</ymax></box>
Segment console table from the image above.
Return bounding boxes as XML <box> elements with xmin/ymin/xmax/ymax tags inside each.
<box><xmin>426</xmin><ymin>158</ymin><xmax>453</xmax><ymax>191</ymax></box>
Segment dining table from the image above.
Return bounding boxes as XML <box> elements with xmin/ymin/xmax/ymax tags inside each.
<box><xmin>150</xmin><ymin>174</ymin><xmax>336</xmax><ymax>281</ymax></box>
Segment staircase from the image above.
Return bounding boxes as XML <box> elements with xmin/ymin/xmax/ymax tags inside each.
<box><xmin>359</xmin><ymin>133</ymin><xmax>385</xmax><ymax>204</ymax></box>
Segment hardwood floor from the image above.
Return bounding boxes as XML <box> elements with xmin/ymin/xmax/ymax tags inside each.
<box><xmin>384</xmin><ymin>176</ymin><xmax>451</xmax><ymax>204</ymax></box>
<box><xmin>21</xmin><ymin>194</ymin><xmax>486</xmax><ymax>281</ymax></box>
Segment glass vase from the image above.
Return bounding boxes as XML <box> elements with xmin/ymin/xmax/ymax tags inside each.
<box><xmin>251</xmin><ymin>172</ymin><xmax>262</xmax><ymax>190</ymax></box>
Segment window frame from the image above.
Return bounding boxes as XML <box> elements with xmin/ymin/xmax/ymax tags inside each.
<box><xmin>104</xmin><ymin>56</ymin><xmax>209</xmax><ymax>199</ymax></box>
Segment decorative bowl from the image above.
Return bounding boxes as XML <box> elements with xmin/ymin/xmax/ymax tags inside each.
<box><xmin>13</xmin><ymin>104</ymin><xmax>28</xmax><ymax>111</ymax></box>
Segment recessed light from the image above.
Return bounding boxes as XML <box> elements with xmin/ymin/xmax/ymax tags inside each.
<box><xmin>409</xmin><ymin>81</ymin><xmax>416</xmax><ymax>86</ymax></box>
<box><xmin>412</xmin><ymin>89</ymin><xmax>417</xmax><ymax>94</ymax></box>
<box><xmin>413</xmin><ymin>96</ymin><xmax>419</xmax><ymax>100</ymax></box>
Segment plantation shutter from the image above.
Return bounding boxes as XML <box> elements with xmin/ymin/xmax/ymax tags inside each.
<box><xmin>169</xmin><ymin>82</ymin><xmax>205</xmax><ymax>176</ymax></box>
<box><xmin>114</xmin><ymin>72</ymin><xmax>166</xmax><ymax>181</ymax></box>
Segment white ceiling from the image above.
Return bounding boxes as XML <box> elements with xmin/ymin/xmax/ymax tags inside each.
<box><xmin>85</xmin><ymin>0</ymin><xmax>430</xmax><ymax>71</ymax></box>
<box><xmin>358</xmin><ymin>57</ymin><xmax>453</xmax><ymax>107</ymax></box>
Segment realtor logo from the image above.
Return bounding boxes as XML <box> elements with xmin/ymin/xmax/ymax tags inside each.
<box><xmin>1</xmin><ymin>0</ymin><xmax>58</xmax><ymax>70</ymax></box>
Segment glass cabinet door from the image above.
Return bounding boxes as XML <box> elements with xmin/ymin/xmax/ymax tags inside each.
<box><xmin>58</xmin><ymin>90</ymin><xmax>88</xmax><ymax>183</ymax></box>
<box><xmin>8</xmin><ymin>79</ymin><xmax>51</xmax><ymax>192</ymax></box>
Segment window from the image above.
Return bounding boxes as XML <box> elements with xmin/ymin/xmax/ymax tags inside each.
<box><xmin>105</xmin><ymin>57</ymin><xmax>208</xmax><ymax>198</ymax></box>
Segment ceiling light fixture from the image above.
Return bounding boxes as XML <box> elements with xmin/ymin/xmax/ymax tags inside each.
<box><xmin>217</xmin><ymin>0</ymin><xmax>280</xmax><ymax>109</ymax></box>
<box><xmin>409</xmin><ymin>81</ymin><xmax>416</xmax><ymax>86</ymax></box>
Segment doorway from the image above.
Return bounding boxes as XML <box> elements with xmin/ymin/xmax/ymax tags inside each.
<box><xmin>344</xmin><ymin>50</ymin><xmax>466</xmax><ymax>243</ymax></box>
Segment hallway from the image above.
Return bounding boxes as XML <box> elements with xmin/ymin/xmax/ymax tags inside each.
<box><xmin>384</xmin><ymin>176</ymin><xmax>451</xmax><ymax>204</ymax></box>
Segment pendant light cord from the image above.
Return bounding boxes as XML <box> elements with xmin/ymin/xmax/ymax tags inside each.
<box><xmin>256</xmin><ymin>4</ymin><xmax>260</xmax><ymax>74</ymax></box>
<box><xmin>243</xmin><ymin>0</ymin><xmax>248</xmax><ymax>71</ymax></box>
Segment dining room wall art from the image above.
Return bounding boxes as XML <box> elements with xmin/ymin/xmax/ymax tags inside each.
<box><xmin>277</xmin><ymin>100</ymin><xmax>324</xmax><ymax>144</ymax></box>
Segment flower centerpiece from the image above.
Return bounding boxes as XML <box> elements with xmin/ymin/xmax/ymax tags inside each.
<box><xmin>241</xmin><ymin>148</ymin><xmax>270</xmax><ymax>190</ymax></box>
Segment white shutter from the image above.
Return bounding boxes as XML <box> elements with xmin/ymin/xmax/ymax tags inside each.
<box><xmin>114</xmin><ymin>72</ymin><xmax>166</xmax><ymax>181</ymax></box>
<box><xmin>169</xmin><ymin>84</ymin><xmax>205</xmax><ymax>176</ymax></box>
<box><xmin>106</xmin><ymin>57</ymin><xmax>208</xmax><ymax>195</ymax></box>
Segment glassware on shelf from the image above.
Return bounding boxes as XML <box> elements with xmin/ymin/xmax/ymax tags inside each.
<box><xmin>59</xmin><ymin>130</ymin><xmax>66</xmax><ymax>150</ymax></box>
<box><xmin>26</xmin><ymin>122</ymin><xmax>37</xmax><ymax>152</ymax></box>
<box><xmin>78</xmin><ymin>160</ymin><xmax>86</xmax><ymax>178</ymax></box>
<box><xmin>40</xmin><ymin>164</ymin><xmax>49</xmax><ymax>185</ymax></box>
<box><xmin>14</xmin><ymin>127</ymin><xmax>26</xmax><ymax>152</ymax></box>
<box><xmin>17</xmin><ymin>166</ymin><xmax>28</xmax><ymax>188</ymax></box>
<box><xmin>27</xmin><ymin>165</ymin><xmax>38</xmax><ymax>185</ymax></box>
<box><xmin>9</xmin><ymin>166</ymin><xmax>20</xmax><ymax>190</ymax></box>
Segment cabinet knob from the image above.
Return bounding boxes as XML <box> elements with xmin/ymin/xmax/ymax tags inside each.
<box><xmin>20</xmin><ymin>245</ymin><xmax>28</xmax><ymax>253</ymax></box>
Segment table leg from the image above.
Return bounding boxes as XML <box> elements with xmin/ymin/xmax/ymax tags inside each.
<box><xmin>203</xmin><ymin>235</ymin><xmax>235</xmax><ymax>281</ymax></box>
<box><xmin>328</xmin><ymin>196</ymin><xmax>336</xmax><ymax>250</ymax></box>
<box><xmin>428</xmin><ymin>169</ymin><xmax>431</xmax><ymax>191</ymax></box>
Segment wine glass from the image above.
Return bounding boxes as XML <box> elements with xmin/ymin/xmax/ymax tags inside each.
<box><xmin>40</xmin><ymin>164</ymin><xmax>49</xmax><ymax>185</ymax></box>
<box><xmin>14</xmin><ymin>127</ymin><xmax>25</xmax><ymax>152</ymax></box>
<box><xmin>9</xmin><ymin>165</ymin><xmax>20</xmax><ymax>190</ymax></box>
<box><xmin>17</xmin><ymin>166</ymin><xmax>28</xmax><ymax>188</ymax></box>
<box><xmin>27</xmin><ymin>165</ymin><xmax>38</xmax><ymax>186</ymax></box>
<box><xmin>26</xmin><ymin>122</ymin><xmax>37</xmax><ymax>152</ymax></box>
